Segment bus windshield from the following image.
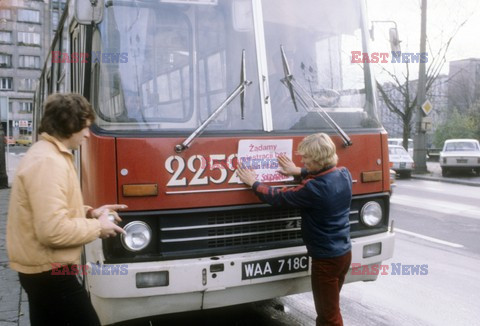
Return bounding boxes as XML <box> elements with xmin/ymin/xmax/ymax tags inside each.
<box><xmin>93</xmin><ymin>0</ymin><xmax>380</xmax><ymax>132</ymax></box>
<box><xmin>262</xmin><ymin>0</ymin><xmax>379</xmax><ymax>131</ymax></box>
<box><xmin>94</xmin><ymin>0</ymin><xmax>262</xmax><ymax>131</ymax></box>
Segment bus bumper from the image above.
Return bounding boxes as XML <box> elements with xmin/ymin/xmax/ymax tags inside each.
<box><xmin>86</xmin><ymin>231</ymin><xmax>394</xmax><ymax>324</ymax></box>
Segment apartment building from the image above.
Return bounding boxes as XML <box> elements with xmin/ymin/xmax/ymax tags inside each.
<box><xmin>0</xmin><ymin>0</ymin><xmax>64</xmax><ymax>141</ymax></box>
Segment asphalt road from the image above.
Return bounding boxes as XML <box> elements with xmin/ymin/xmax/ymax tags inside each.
<box><xmin>116</xmin><ymin>178</ymin><xmax>480</xmax><ymax>325</ymax></box>
<box><xmin>2</xmin><ymin>152</ymin><xmax>479</xmax><ymax>325</ymax></box>
<box><xmin>339</xmin><ymin>178</ymin><xmax>480</xmax><ymax>326</ymax></box>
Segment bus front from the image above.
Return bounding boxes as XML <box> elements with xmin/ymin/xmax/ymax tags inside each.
<box><xmin>81</xmin><ymin>0</ymin><xmax>394</xmax><ymax>323</ymax></box>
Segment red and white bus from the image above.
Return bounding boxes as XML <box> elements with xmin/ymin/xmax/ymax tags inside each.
<box><xmin>34</xmin><ymin>0</ymin><xmax>395</xmax><ymax>323</ymax></box>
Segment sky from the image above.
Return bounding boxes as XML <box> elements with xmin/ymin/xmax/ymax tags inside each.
<box><xmin>366</xmin><ymin>0</ymin><xmax>480</xmax><ymax>78</ymax></box>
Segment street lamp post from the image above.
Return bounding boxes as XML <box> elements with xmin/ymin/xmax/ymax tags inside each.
<box><xmin>414</xmin><ymin>0</ymin><xmax>428</xmax><ymax>173</ymax></box>
<box><xmin>370</xmin><ymin>20</ymin><xmax>401</xmax><ymax>53</ymax></box>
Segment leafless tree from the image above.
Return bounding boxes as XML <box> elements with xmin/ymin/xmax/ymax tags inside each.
<box><xmin>376</xmin><ymin>17</ymin><xmax>468</xmax><ymax>151</ymax></box>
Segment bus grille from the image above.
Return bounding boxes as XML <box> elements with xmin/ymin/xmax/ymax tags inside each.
<box><xmin>103</xmin><ymin>194</ymin><xmax>388</xmax><ymax>262</ymax></box>
<box><xmin>205</xmin><ymin>209</ymin><xmax>303</xmax><ymax>248</ymax></box>
<box><xmin>159</xmin><ymin>207</ymin><xmax>304</xmax><ymax>256</ymax></box>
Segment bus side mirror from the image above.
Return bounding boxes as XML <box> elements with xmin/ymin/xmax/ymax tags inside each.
<box><xmin>389</xmin><ymin>27</ymin><xmax>401</xmax><ymax>53</ymax></box>
<box><xmin>75</xmin><ymin>0</ymin><xmax>104</xmax><ymax>25</ymax></box>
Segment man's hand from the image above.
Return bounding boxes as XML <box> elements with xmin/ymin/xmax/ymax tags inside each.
<box><xmin>98</xmin><ymin>210</ymin><xmax>126</xmax><ymax>238</ymax></box>
<box><xmin>277</xmin><ymin>154</ymin><xmax>301</xmax><ymax>176</ymax></box>
<box><xmin>89</xmin><ymin>204</ymin><xmax>127</xmax><ymax>223</ymax></box>
<box><xmin>236</xmin><ymin>167</ymin><xmax>258</xmax><ymax>187</ymax></box>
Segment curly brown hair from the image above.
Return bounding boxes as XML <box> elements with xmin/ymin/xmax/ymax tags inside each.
<box><xmin>39</xmin><ymin>93</ymin><xmax>95</xmax><ymax>139</ymax></box>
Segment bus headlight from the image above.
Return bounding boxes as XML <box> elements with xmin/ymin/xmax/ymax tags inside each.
<box><xmin>360</xmin><ymin>201</ymin><xmax>382</xmax><ymax>226</ymax></box>
<box><xmin>121</xmin><ymin>221</ymin><xmax>152</xmax><ymax>251</ymax></box>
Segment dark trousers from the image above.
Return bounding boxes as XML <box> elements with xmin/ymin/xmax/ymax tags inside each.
<box><xmin>311</xmin><ymin>251</ymin><xmax>352</xmax><ymax>326</ymax></box>
<box><xmin>18</xmin><ymin>269</ymin><xmax>100</xmax><ymax>326</ymax></box>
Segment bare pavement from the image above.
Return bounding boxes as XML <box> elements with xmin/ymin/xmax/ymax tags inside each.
<box><xmin>0</xmin><ymin>156</ymin><xmax>479</xmax><ymax>325</ymax></box>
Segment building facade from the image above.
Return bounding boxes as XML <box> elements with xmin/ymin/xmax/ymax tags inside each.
<box><xmin>0</xmin><ymin>0</ymin><xmax>64</xmax><ymax>142</ymax></box>
<box><xmin>447</xmin><ymin>58</ymin><xmax>480</xmax><ymax>112</ymax></box>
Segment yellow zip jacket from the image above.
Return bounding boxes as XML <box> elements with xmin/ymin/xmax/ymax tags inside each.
<box><xmin>7</xmin><ymin>133</ymin><xmax>101</xmax><ymax>274</ymax></box>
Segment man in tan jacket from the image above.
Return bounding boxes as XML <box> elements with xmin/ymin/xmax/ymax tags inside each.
<box><xmin>7</xmin><ymin>93</ymin><xmax>125</xmax><ymax>325</ymax></box>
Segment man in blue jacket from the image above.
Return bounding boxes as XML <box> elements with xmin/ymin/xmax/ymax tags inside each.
<box><xmin>237</xmin><ymin>133</ymin><xmax>352</xmax><ymax>326</ymax></box>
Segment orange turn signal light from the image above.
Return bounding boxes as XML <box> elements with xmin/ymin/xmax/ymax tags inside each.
<box><xmin>361</xmin><ymin>171</ymin><xmax>383</xmax><ymax>183</ymax></box>
<box><xmin>122</xmin><ymin>184</ymin><xmax>158</xmax><ymax>197</ymax></box>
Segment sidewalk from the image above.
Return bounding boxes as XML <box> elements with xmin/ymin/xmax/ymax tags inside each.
<box><xmin>411</xmin><ymin>161</ymin><xmax>480</xmax><ymax>187</ymax></box>
<box><xmin>5</xmin><ymin>153</ymin><xmax>24</xmax><ymax>188</ymax></box>
<box><xmin>0</xmin><ymin>188</ymin><xmax>29</xmax><ymax>326</ymax></box>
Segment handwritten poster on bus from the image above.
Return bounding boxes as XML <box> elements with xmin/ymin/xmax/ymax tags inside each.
<box><xmin>237</xmin><ymin>139</ymin><xmax>293</xmax><ymax>183</ymax></box>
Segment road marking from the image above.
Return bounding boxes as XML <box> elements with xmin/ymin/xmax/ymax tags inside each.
<box><xmin>395</xmin><ymin>228</ymin><xmax>464</xmax><ymax>248</ymax></box>
<box><xmin>390</xmin><ymin>194</ymin><xmax>480</xmax><ymax>220</ymax></box>
<box><xmin>399</xmin><ymin>181</ymin><xmax>480</xmax><ymax>200</ymax></box>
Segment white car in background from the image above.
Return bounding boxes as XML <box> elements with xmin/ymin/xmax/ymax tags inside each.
<box><xmin>389</xmin><ymin>169</ymin><xmax>396</xmax><ymax>194</ymax></box>
<box><xmin>439</xmin><ymin>139</ymin><xmax>480</xmax><ymax>176</ymax></box>
<box><xmin>388</xmin><ymin>138</ymin><xmax>413</xmax><ymax>157</ymax></box>
<box><xmin>388</xmin><ymin>145</ymin><xmax>415</xmax><ymax>178</ymax></box>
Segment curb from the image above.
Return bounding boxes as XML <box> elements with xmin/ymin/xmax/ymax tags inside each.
<box><xmin>411</xmin><ymin>174</ymin><xmax>480</xmax><ymax>187</ymax></box>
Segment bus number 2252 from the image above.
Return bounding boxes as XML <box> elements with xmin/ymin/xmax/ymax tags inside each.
<box><xmin>165</xmin><ymin>154</ymin><xmax>239</xmax><ymax>187</ymax></box>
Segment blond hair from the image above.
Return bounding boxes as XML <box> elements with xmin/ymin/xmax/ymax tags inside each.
<box><xmin>297</xmin><ymin>133</ymin><xmax>338</xmax><ymax>169</ymax></box>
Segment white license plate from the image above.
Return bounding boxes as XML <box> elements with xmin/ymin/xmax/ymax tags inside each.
<box><xmin>457</xmin><ymin>159</ymin><xmax>468</xmax><ymax>163</ymax></box>
<box><xmin>242</xmin><ymin>254</ymin><xmax>309</xmax><ymax>280</ymax></box>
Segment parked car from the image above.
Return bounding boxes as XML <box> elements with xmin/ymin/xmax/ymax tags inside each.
<box><xmin>3</xmin><ymin>136</ymin><xmax>15</xmax><ymax>145</ymax></box>
<box><xmin>389</xmin><ymin>168</ymin><xmax>396</xmax><ymax>194</ymax></box>
<box><xmin>16</xmin><ymin>135</ymin><xmax>32</xmax><ymax>146</ymax></box>
<box><xmin>388</xmin><ymin>138</ymin><xmax>413</xmax><ymax>157</ymax></box>
<box><xmin>388</xmin><ymin>145</ymin><xmax>414</xmax><ymax>178</ymax></box>
<box><xmin>427</xmin><ymin>147</ymin><xmax>441</xmax><ymax>161</ymax></box>
<box><xmin>439</xmin><ymin>139</ymin><xmax>480</xmax><ymax>176</ymax></box>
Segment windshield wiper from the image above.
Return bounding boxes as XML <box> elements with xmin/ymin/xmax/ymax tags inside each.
<box><xmin>175</xmin><ymin>50</ymin><xmax>252</xmax><ymax>153</ymax></box>
<box><xmin>279</xmin><ymin>45</ymin><xmax>352</xmax><ymax>147</ymax></box>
